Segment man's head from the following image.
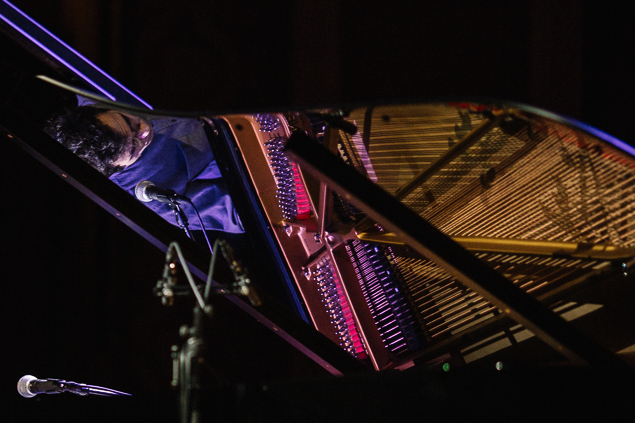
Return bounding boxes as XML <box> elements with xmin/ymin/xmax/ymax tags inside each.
<box><xmin>45</xmin><ymin>106</ymin><xmax>154</xmax><ymax>176</ymax></box>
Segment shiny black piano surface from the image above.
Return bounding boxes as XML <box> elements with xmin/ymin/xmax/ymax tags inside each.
<box><xmin>3</xmin><ymin>2</ymin><xmax>635</xmax><ymax>422</ymax></box>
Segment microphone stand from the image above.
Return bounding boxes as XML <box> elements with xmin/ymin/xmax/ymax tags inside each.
<box><xmin>156</xmin><ymin>241</ymin><xmax>258</xmax><ymax>423</ymax></box>
<box><xmin>173</xmin><ymin>304</ymin><xmax>211</xmax><ymax>423</ymax></box>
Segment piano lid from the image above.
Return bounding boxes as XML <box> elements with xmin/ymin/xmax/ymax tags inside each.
<box><xmin>0</xmin><ymin>0</ymin><xmax>364</xmax><ymax>377</ymax></box>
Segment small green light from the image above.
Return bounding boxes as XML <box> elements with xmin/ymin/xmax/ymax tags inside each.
<box><xmin>495</xmin><ymin>361</ymin><xmax>504</xmax><ymax>371</ymax></box>
<box><xmin>442</xmin><ymin>363</ymin><xmax>451</xmax><ymax>372</ymax></box>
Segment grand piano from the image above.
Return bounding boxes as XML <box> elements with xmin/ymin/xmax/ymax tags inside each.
<box><xmin>2</xmin><ymin>1</ymin><xmax>634</xmax><ymax>421</ymax></box>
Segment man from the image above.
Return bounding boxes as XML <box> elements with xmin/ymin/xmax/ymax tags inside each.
<box><xmin>46</xmin><ymin>106</ymin><xmax>244</xmax><ymax>234</ymax></box>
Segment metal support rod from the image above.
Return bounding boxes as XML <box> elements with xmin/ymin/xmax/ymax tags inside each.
<box><xmin>356</xmin><ymin>232</ymin><xmax>635</xmax><ymax>261</ymax></box>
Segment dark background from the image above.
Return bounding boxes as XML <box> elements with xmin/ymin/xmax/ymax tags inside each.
<box><xmin>3</xmin><ymin>1</ymin><xmax>635</xmax><ymax>421</ymax></box>
<box><xmin>8</xmin><ymin>0</ymin><xmax>635</xmax><ymax>137</ymax></box>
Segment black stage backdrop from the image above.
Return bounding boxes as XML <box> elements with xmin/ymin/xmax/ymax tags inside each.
<box><xmin>3</xmin><ymin>1</ymin><xmax>635</xmax><ymax>421</ymax></box>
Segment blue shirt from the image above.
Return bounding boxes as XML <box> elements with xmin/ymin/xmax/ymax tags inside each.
<box><xmin>109</xmin><ymin>117</ymin><xmax>244</xmax><ymax>233</ymax></box>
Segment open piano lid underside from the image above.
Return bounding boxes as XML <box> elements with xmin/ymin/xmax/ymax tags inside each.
<box><xmin>2</xmin><ymin>0</ymin><xmax>634</xmax><ymax>376</ymax></box>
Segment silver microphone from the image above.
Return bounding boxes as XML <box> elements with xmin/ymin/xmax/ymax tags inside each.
<box><xmin>134</xmin><ymin>180</ymin><xmax>190</xmax><ymax>204</ymax></box>
<box><xmin>17</xmin><ymin>375</ymin><xmax>131</xmax><ymax>398</ymax></box>
<box><xmin>18</xmin><ymin>375</ymin><xmax>61</xmax><ymax>397</ymax></box>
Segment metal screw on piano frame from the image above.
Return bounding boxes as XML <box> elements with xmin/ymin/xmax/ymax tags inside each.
<box><xmin>302</xmin><ymin>266</ymin><xmax>311</xmax><ymax>279</ymax></box>
<box><xmin>254</xmin><ymin>114</ymin><xmax>281</xmax><ymax>132</ymax></box>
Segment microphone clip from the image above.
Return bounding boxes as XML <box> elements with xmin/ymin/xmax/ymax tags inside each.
<box><xmin>218</xmin><ymin>240</ymin><xmax>262</xmax><ymax>307</ymax></box>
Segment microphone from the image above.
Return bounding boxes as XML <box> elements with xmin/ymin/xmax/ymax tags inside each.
<box><xmin>218</xmin><ymin>240</ymin><xmax>262</xmax><ymax>307</ymax></box>
<box><xmin>135</xmin><ymin>180</ymin><xmax>190</xmax><ymax>204</ymax></box>
<box><xmin>235</xmin><ymin>273</ymin><xmax>262</xmax><ymax>307</ymax></box>
<box><xmin>18</xmin><ymin>376</ymin><xmax>61</xmax><ymax>397</ymax></box>
<box><xmin>17</xmin><ymin>375</ymin><xmax>131</xmax><ymax>398</ymax></box>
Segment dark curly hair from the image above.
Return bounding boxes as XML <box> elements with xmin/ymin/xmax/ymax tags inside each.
<box><xmin>44</xmin><ymin>106</ymin><xmax>128</xmax><ymax>176</ymax></box>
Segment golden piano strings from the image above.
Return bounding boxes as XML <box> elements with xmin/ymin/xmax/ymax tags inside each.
<box><xmin>220</xmin><ymin>103</ymin><xmax>634</xmax><ymax>370</ymax></box>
